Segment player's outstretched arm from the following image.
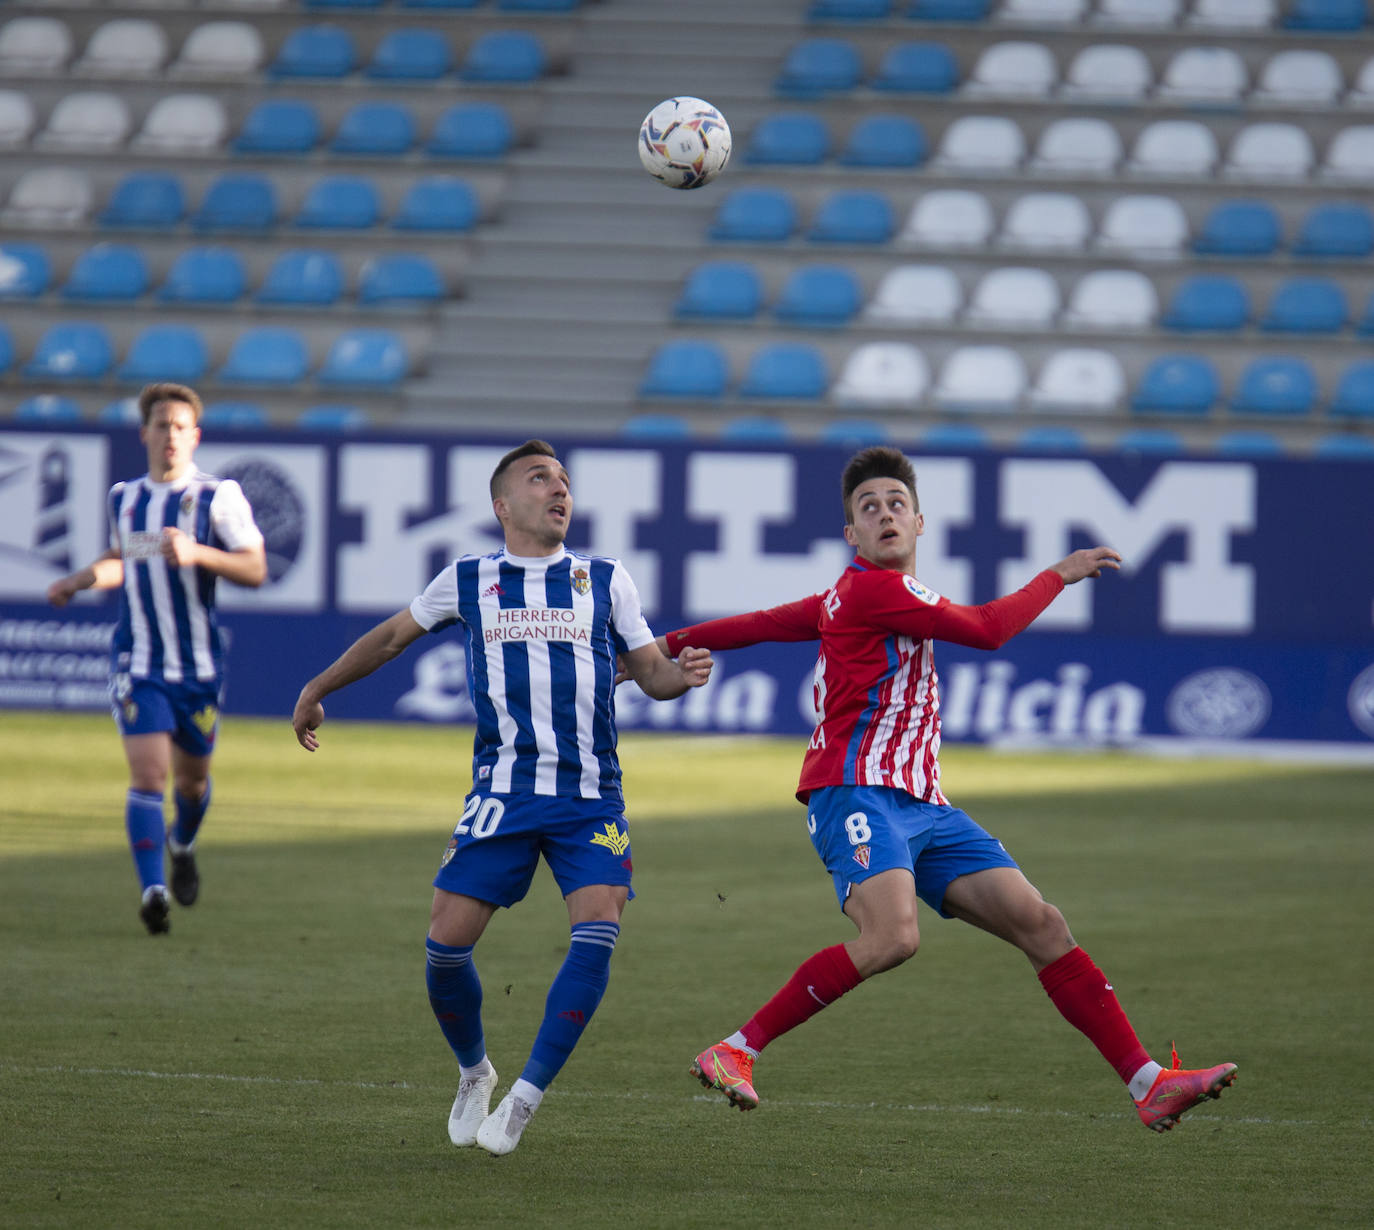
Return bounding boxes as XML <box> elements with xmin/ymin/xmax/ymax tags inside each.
<box><xmin>46</xmin><ymin>548</ymin><xmax>123</xmax><ymax>607</ymax></box>
<box><xmin>621</xmin><ymin>642</ymin><xmax>713</xmax><ymax>701</ymax></box>
<box><xmin>292</xmin><ymin>609</ymin><xmax>427</xmax><ymax>750</ymax></box>
<box><xmin>1050</xmin><ymin>546</ymin><xmax>1122</xmax><ymax>585</ymax></box>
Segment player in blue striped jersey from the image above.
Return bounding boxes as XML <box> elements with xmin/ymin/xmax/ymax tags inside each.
<box><xmin>47</xmin><ymin>383</ymin><xmax>267</xmax><ymax>935</ymax></box>
<box><xmin>292</xmin><ymin>440</ymin><xmax>712</xmax><ymax>1155</ymax></box>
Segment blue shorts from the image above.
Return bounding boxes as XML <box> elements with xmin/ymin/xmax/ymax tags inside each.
<box><xmin>433</xmin><ymin>792</ymin><xmax>635</xmax><ymax>909</ymax></box>
<box><xmin>110</xmin><ymin>675</ymin><xmax>220</xmax><ymax>757</ymax></box>
<box><xmin>806</xmin><ymin>785</ymin><xmax>1018</xmax><ymax>918</ymax></box>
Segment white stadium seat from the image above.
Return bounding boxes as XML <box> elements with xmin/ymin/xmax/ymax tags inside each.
<box><xmin>34</xmin><ymin>91</ymin><xmax>132</xmax><ymax>151</ymax></box>
<box><xmin>1029</xmin><ymin>117</ymin><xmax>1122</xmax><ymax>176</ymax></box>
<box><xmin>965</xmin><ymin>267</ymin><xmax>1061</xmax><ymax>328</ymax></box>
<box><xmin>1029</xmin><ymin>349</ymin><xmax>1127</xmax><ymax>411</ymax></box>
<box><xmin>1156</xmin><ymin>46</ymin><xmax>1248</xmax><ymax>102</ymax></box>
<box><xmin>0</xmin><ymin>89</ymin><xmax>37</xmax><ymax>149</ymax></box>
<box><xmin>963</xmin><ymin>41</ymin><xmax>1058</xmax><ymax>98</ymax></box>
<box><xmin>865</xmin><ymin>264</ymin><xmax>964</xmax><ymax>324</ymax></box>
<box><xmin>898</xmin><ymin>189</ymin><xmax>995</xmax><ymax>248</ymax></box>
<box><xmin>1185</xmin><ymin>0</ymin><xmax>1275</xmax><ymax>28</ymax></box>
<box><xmin>131</xmin><ymin>93</ymin><xmax>228</xmax><ymax>153</ymax></box>
<box><xmin>1094</xmin><ymin>195</ymin><xmax>1190</xmax><ymax>258</ymax></box>
<box><xmin>1</xmin><ymin>166</ymin><xmax>93</xmax><ymax>226</ymax></box>
<box><xmin>998</xmin><ymin>192</ymin><xmax>1092</xmax><ymax>251</ymax></box>
<box><xmin>931</xmin><ymin>115</ymin><xmax>1026</xmax><ymax>174</ymax></box>
<box><xmin>1062</xmin><ymin>269</ymin><xmax>1158</xmax><ymax>330</ymax></box>
<box><xmin>1223</xmin><ymin>123</ymin><xmax>1315</xmax><ymax>181</ymax></box>
<box><xmin>933</xmin><ymin>346</ymin><xmax>1028</xmax><ymax>411</ymax></box>
<box><xmin>832</xmin><ymin>342</ymin><xmax>931</xmax><ymax>408</ymax></box>
<box><xmin>171</xmin><ymin>22</ymin><xmax>264</xmax><ymax>77</ymax></box>
<box><xmin>0</xmin><ymin>17</ymin><xmax>73</xmax><ymax>74</ymax></box>
<box><xmin>1093</xmin><ymin>0</ymin><xmax>1181</xmax><ymax>25</ymax></box>
<box><xmin>997</xmin><ymin>0</ymin><xmax>1089</xmax><ymax>20</ymax></box>
<box><xmin>74</xmin><ymin>19</ymin><xmax>168</xmax><ymax>76</ymax></box>
<box><xmin>1321</xmin><ymin>126</ymin><xmax>1374</xmax><ymax>183</ymax></box>
<box><xmin>1346</xmin><ymin>58</ymin><xmax>1374</xmax><ymax>108</ymax></box>
<box><xmin>1126</xmin><ymin>120</ymin><xmax>1218</xmax><ymax>178</ymax></box>
<box><xmin>1252</xmin><ymin>50</ymin><xmax>1342</xmax><ymax>106</ymax></box>
<box><xmin>1060</xmin><ymin>44</ymin><xmax>1152</xmax><ymax>101</ymax></box>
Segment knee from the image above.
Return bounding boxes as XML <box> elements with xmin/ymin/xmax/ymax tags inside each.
<box><xmin>1027</xmin><ymin>901</ymin><xmax>1075</xmax><ymax>961</ymax></box>
<box><xmin>858</xmin><ymin>919</ymin><xmax>921</xmax><ymax>977</ymax></box>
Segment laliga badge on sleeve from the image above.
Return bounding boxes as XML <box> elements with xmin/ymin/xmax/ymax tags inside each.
<box><xmin>902</xmin><ymin>575</ymin><xmax>940</xmax><ymax>605</ymax></box>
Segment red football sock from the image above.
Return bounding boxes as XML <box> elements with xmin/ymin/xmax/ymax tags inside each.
<box><xmin>740</xmin><ymin>944</ymin><xmax>862</xmax><ymax>1053</ymax></box>
<box><xmin>1038</xmin><ymin>946</ymin><xmax>1152</xmax><ymax>1084</ymax></box>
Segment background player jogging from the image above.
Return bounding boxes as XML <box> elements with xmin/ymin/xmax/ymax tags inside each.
<box><xmin>665</xmin><ymin>446</ymin><xmax>1237</xmax><ymax>1133</ymax></box>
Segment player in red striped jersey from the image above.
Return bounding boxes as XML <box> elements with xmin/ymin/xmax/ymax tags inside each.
<box><xmin>671</xmin><ymin>446</ymin><xmax>1236</xmax><ymax>1131</ymax></box>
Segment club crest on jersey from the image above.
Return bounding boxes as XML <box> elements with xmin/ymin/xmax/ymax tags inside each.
<box><xmin>440</xmin><ymin>837</ymin><xmax>457</xmax><ymax>868</ymax></box>
<box><xmin>122</xmin><ymin>699</ymin><xmax>138</xmax><ymax>724</ymax></box>
<box><xmin>181</xmin><ymin>493</ymin><xmax>195</xmax><ymax>516</ymax></box>
<box><xmin>571</xmin><ymin>567</ymin><xmax>591</xmax><ymax>596</ymax></box>
<box><xmin>902</xmin><ymin>576</ymin><xmax>940</xmax><ymax>605</ymax></box>
<box><xmin>590</xmin><ymin>821</ymin><xmax>629</xmax><ymax>856</ymax></box>
<box><xmin>853</xmin><ymin>844</ymin><xmax>871</xmax><ymax>870</ymax></box>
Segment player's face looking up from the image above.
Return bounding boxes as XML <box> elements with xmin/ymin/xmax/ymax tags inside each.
<box><xmin>140</xmin><ymin>400</ymin><xmax>201</xmax><ymax>484</ymax></box>
<box><xmin>843</xmin><ymin>476</ymin><xmax>925</xmax><ymax>573</ymax></box>
<box><xmin>492</xmin><ymin>454</ymin><xmax>573</xmax><ymax>556</ymax></box>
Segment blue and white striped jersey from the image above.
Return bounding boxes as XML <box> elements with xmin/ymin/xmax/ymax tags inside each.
<box><xmin>107</xmin><ymin>471</ymin><xmax>263</xmax><ymax>685</ymax></box>
<box><xmin>409</xmin><ymin>547</ymin><xmax>656</xmax><ymax>802</ymax></box>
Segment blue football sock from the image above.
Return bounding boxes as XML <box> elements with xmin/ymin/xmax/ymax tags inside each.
<box><xmin>520</xmin><ymin>920</ymin><xmax>620</xmax><ymax>1091</ymax></box>
<box><xmin>125</xmin><ymin>789</ymin><xmax>166</xmax><ymax>892</ymax></box>
<box><xmin>171</xmin><ymin>778</ymin><xmax>211</xmax><ymax>849</ymax></box>
<box><xmin>425</xmin><ymin>937</ymin><xmax>486</xmax><ymax>1068</ymax></box>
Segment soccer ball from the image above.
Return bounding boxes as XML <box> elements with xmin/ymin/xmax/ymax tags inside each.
<box><xmin>637</xmin><ymin>97</ymin><xmax>732</xmax><ymax>190</ymax></box>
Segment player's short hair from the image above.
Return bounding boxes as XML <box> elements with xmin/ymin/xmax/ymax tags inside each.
<box><xmin>138</xmin><ymin>382</ymin><xmax>203</xmax><ymax>427</ymax></box>
<box><xmin>842</xmin><ymin>446</ymin><xmax>918</xmax><ymax>524</ymax></box>
<box><xmin>490</xmin><ymin>439</ymin><xmax>558</xmax><ymax>499</ymax></box>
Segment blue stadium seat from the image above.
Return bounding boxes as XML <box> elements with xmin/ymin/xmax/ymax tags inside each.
<box><xmin>721</xmin><ymin>416</ymin><xmax>792</xmax><ymax>442</ymax></box>
<box><xmin>1358</xmin><ymin>292</ymin><xmax>1374</xmax><ymax>336</ymax></box>
<box><xmin>808</xmin><ymin>190</ymin><xmax>895</xmax><ymax>243</ymax></box>
<box><xmin>1018</xmin><ymin>425</ymin><xmax>1088</xmax><ymax>453</ymax></box>
<box><xmin>811</xmin><ymin>0</ymin><xmax>893</xmax><ymax>16</ymax></box>
<box><xmin>0</xmin><ymin>326</ymin><xmax>11</xmax><ymax>376</ymax></box>
<box><xmin>332</xmin><ymin>102</ymin><xmax>416</xmax><ymax>156</ymax></box>
<box><xmin>160</xmin><ymin>247</ymin><xmax>247</xmax><ymax>305</ymax></box>
<box><xmin>621</xmin><ymin>412</ymin><xmax>693</xmax><ymax>439</ymax></box>
<box><xmin>25</xmin><ymin>322</ymin><xmax>115</xmax><ymax>380</ymax></box>
<box><xmin>99</xmin><ymin>172</ymin><xmax>185</xmax><ymax>229</ymax></box>
<box><xmin>708</xmin><ymin>188</ymin><xmax>798</xmax><ymax>242</ymax></box>
<box><xmin>871</xmin><ymin>41</ymin><xmax>958</xmax><ymax>92</ymax></box>
<box><xmin>1193</xmin><ymin>200</ymin><xmax>1282</xmax><ymax>257</ymax></box>
<box><xmin>1215</xmin><ymin>431</ymin><xmax>1285</xmax><ymax>458</ymax></box>
<box><xmin>774</xmin><ymin>265</ymin><xmax>863</xmax><ymax>326</ymax></box>
<box><xmin>234</xmin><ymin>100</ymin><xmax>321</xmax><ymax>155</ymax></box>
<box><xmin>298</xmin><ymin>404</ymin><xmax>370</xmax><ymax>430</ymax></box>
<box><xmin>256</xmin><ymin>250</ymin><xmax>345</xmax><ymax>306</ymax></box>
<box><xmin>1131</xmin><ymin>354</ymin><xmax>1221</xmax><ymax>415</ymax></box>
<box><xmin>269</xmin><ymin>25</ymin><xmax>358</xmax><ymax>79</ymax></box>
<box><xmin>498</xmin><ymin>0</ymin><xmax>584</xmax><ymax>9</ymax></box>
<box><xmin>1328</xmin><ymin>361</ymin><xmax>1374</xmax><ymax>418</ymax></box>
<box><xmin>1314</xmin><ymin>433</ymin><xmax>1374</xmax><ymax>458</ymax></box>
<box><xmin>639</xmin><ymin>340</ymin><xmax>728</xmax><ymax>399</ymax></box>
<box><xmin>906</xmin><ymin>0</ymin><xmax>992</xmax><ymax>18</ymax></box>
<box><xmin>318</xmin><ymin>328</ymin><xmax>409</xmax><ymax>388</ymax></box>
<box><xmin>392</xmin><ymin>176</ymin><xmax>479</xmax><ymax>231</ymax></box>
<box><xmin>1261</xmin><ymin>277</ymin><xmax>1348</xmax><ymax>334</ymax></box>
<box><xmin>0</xmin><ymin>242</ymin><xmax>51</xmax><ymax>298</ymax></box>
<box><xmin>16</xmin><ymin>395</ymin><xmax>83</xmax><ymax>424</ymax></box>
<box><xmin>820</xmin><ymin>419</ymin><xmax>889</xmax><ymax>446</ymax></box>
<box><xmin>1161</xmin><ymin>275</ymin><xmax>1250</xmax><ymax>333</ymax></box>
<box><xmin>1293</xmin><ymin>203</ymin><xmax>1374</xmax><ymax>258</ymax></box>
<box><xmin>192</xmin><ymin>174</ymin><xmax>277</xmax><ymax>232</ymax></box>
<box><xmin>776</xmin><ymin>39</ymin><xmax>864</xmax><ymax>97</ymax></box>
<box><xmin>358</xmin><ymin>253</ymin><xmax>444</xmax><ymax>305</ymax></box>
<box><xmin>739</xmin><ymin>342</ymin><xmax>829</xmax><ymax>399</ymax></box>
<box><xmin>399</xmin><ymin>0</ymin><xmax>483</xmax><ymax>7</ymax></box>
<box><xmin>367</xmin><ymin>27</ymin><xmax>452</xmax><ymax>80</ymax></box>
<box><xmin>1117</xmin><ymin>428</ymin><xmax>1185</xmax><ymax>454</ymax></box>
<box><xmin>1283</xmin><ymin>0</ymin><xmax>1365</xmax><ymax>29</ymax></box>
<box><xmin>460</xmin><ymin>30</ymin><xmax>547</xmax><ymax>82</ymax></box>
<box><xmin>218</xmin><ymin>327</ymin><xmax>311</xmax><ymax>384</ymax></box>
<box><xmin>295</xmin><ymin>176</ymin><xmax>381</xmax><ymax>229</ymax></box>
<box><xmin>306</xmin><ymin>0</ymin><xmax>384</xmax><ymax>7</ymax></box>
<box><xmin>99</xmin><ymin>397</ymin><xmax>141</xmax><ymax>426</ymax></box>
<box><xmin>61</xmin><ymin>243</ymin><xmax>149</xmax><ymax>302</ymax></box>
<box><xmin>201</xmin><ymin>402</ymin><xmax>269</xmax><ymax>430</ymax></box>
<box><xmin>922</xmin><ymin>423</ymin><xmax>989</xmax><ymax>450</ymax></box>
<box><xmin>675</xmin><ymin>261</ymin><xmax>763</xmax><ymax>320</ymax></box>
<box><xmin>117</xmin><ymin>324</ymin><xmax>209</xmax><ymax>384</ymax></box>
<box><xmin>746</xmin><ymin>113</ymin><xmax>830</xmax><ymax>165</ymax></box>
<box><xmin>426</xmin><ymin>102</ymin><xmax>514</xmax><ymax>159</ymax></box>
<box><xmin>840</xmin><ymin>114</ymin><xmax>927</xmax><ymax>167</ymax></box>
<box><xmin>1231</xmin><ymin>357</ymin><xmax>1317</xmax><ymax>416</ymax></box>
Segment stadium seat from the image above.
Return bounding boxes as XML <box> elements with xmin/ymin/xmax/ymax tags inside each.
<box><xmin>1293</xmin><ymin>203</ymin><xmax>1374</xmax><ymax>258</ymax></box>
<box><xmin>965</xmin><ymin>266</ymin><xmax>1060</xmax><ymax>327</ymax></box>
<box><xmin>832</xmin><ymin>341</ymin><xmax>930</xmax><ymax>407</ymax></box>
<box><xmin>1126</xmin><ymin>120</ymin><xmax>1218</xmax><ymax>177</ymax></box>
<box><xmin>820</xmin><ymin>419</ymin><xmax>891</xmax><ymax>447</ymax></box>
<box><xmin>775</xmin><ymin>265</ymin><xmax>863</xmax><ymax>326</ymax></box>
<box><xmin>35</xmin><ymin>91</ymin><xmax>132</xmax><ymax>151</ymax></box>
<box><xmin>808</xmin><ymin>191</ymin><xmax>895</xmax><ymax>243</ymax></box>
<box><xmin>906</xmin><ymin>0</ymin><xmax>993</xmax><ymax>18</ymax></box>
<box><xmin>639</xmin><ymin>340</ymin><xmax>728</xmax><ymax>399</ymax></box>
<box><xmin>921</xmin><ymin>423</ymin><xmax>990</xmax><ymax>451</ymax></box>
<box><xmin>1314</xmin><ymin>434</ymin><xmax>1374</xmax><ymax>458</ymax></box>
<box><xmin>160</xmin><ymin>247</ymin><xmax>247</xmax><ymax>304</ymax></box>
<box><xmin>1260</xmin><ymin>277</ymin><xmax>1348</xmax><ymax>333</ymax></box>
<box><xmin>1017</xmin><ymin>425</ymin><xmax>1088</xmax><ymax>452</ymax></box>
<box><xmin>318</xmin><ymin>329</ymin><xmax>409</xmax><ymax>388</ymax></box>
<box><xmin>1095</xmin><ymin>195</ymin><xmax>1189</xmax><ymax>259</ymax></box>
<box><xmin>498</xmin><ymin>0</ymin><xmax>584</xmax><ymax>9</ymax></box>
<box><xmin>932</xmin><ymin>346</ymin><xmax>1027</xmax><ymax>410</ymax></box>
<box><xmin>75</xmin><ymin>19</ymin><xmax>167</xmax><ymax>76</ymax></box>
<box><xmin>1117</xmin><ymin>428</ymin><xmax>1185</xmax><ymax>454</ymax></box>
<box><xmin>16</xmin><ymin>395</ymin><xmax>83</xmax><ymax>424</ymax></box>
<box><xmin>865</xmin><ymin>264</ymin><xmax>962</xmax><ymax>324</ymax></box>
<box><xmin>1062</xmin><ymin>269</ymin><xmax>1158</xmax><ymax>330</ymax></box>
<box><xmin>427</xmin><ymin>102</ymin><xmax>513</xmax><ymax>159</ymax></box>
<box><xmin>1131</xmin><ymin>354</ymin><xmax>1220</xmax><ymax>414</ymax></box>
<box><xmin>98</xmin><ymin>397</ymin><xmax>141</xmax><ymax>426</ymax></box>
<box><xmin>1059</xmin><ymin>44</ymin><xmax>1151</xmax><ymax>101</ymax></box>
<box><xmin>1161</xmin><ymin>274</ymin><xmax>1251</xmax><ymax>332</ymax></box>
<box><xmin>1214</xmin><ymin>430</ymin><xmax>1284</xmax><ymax>457</ymax></box>
<box><xmin>1156</xmin><ymin>46</ymin><xmax>1248</xmax><ymax>102</ymax></box>
<box><xmin>218</xmin><ymin>326</ymin><xmax>310</xmax><ymax>384</ymax></box>
<box><xmin>269</xmin><ymin>25</ymin><xmax>358</xmax><ymax>78</ymax></box>
<box><xmin>1093</xmin><ymin>0</ymin><xmax>1181</xmax><ymax>24</ymax></box>
<box><xmin>1329</xmin><ymin>361</ymin><xmax>1374</xmax><ymax>418</ymax></box>
<box><xmin>392</xmin><ymin>177</ymin><xmax>480</xmax><ymax>231</ymax></box>
<box><xmin>1320</xmin><ymin>127</ymin><xmax>1374</xmax><ymax>183</ymax></box>
<box><xmin>297</xmin><ymin>405</ymin><xmax>370</xmax><ymax>431</ymax></box>
<box><xmin>0</xmin><ymin>242</ymin><xmax>51</xmax><ymax>299</ymax></box>
<box><xmin>357</xmin><ymin>253</ymin><xmax>445</xmax><ymax>306</ymax></box>
<box><xmin>998</xmin><ymin>192</ymin><xmax>1091</xmax><ymax>251</ymax></box>
<box><xmin>1193</xmin><ymin>200</ymin><xmax>1282</xmax><ymax>256</ymax></box>
<box><xmin>0</xmin><ymin>90</ymin><xmax>36</xmax><ymax>149</ymax></box>
<box><xmin>996</xmin><ymin>0</ymin><xmax>1087</xmax><ymax>21</ymax></box>
<box><xmin>294</xmin><ymin>176</ymin><xmax>381</xmax><ymax>229</ymax></box>
<box><xmin>963</xmin><ymin>41</ymin><xmax>1057</xmax><ymax>98</ymax></box>
<box><xmin>132</xmin><ymin>95</ymin><xmax>228</xmax><ymax>153</ymax></box>
<box><xmin>1251</xmin><ymin>49</ymin><xmax>1342</xmax><ymax>105</ymax></box>
<box><xmin>1350</xmin><ymin>57</ymin><xmax>1374</xmax><ymax>106</ymax></box>
<box><xmin>898</xmin><ymin>189</ymin><xmax>993</xmax><ymax>247</ymax></box>
<box><xmin>332</xmin><ymin>102</ymin><xmax>415</xmax><ymax>156</ymax></box>
<box><xmin>0</xmin><ymin>326</ymin><xmax>14</xmax><ymax>375</ymax></box>
<box><xmin>24</xmin><ymin>322</ymin><xmax>114</xmax><ymax>380</ymax></box>
<box><xmin>839</xmin><ymin>115</ymin><xmax>927</xmax><ymax>167</ymax></box>
<box><xmin>810</xmin><ymin>0</ymin><xmax>893</xmax><ymax>15</ymax></box>
<box><xmin>234</xmin><ymin>99</ymin><xmax>321</xmax><ymax>155</ymax></box>
<box><xmin>1027</xmin><ymin>117</ymin><xmax>1121</xmax><ymax>176</ymax></box>
<box><xmin>201</xmin><ymin>403</ymin><xmax>269</xmax><ymax>430</ymax></box>
<box><xmin>192</xmin><ymin>174</ymin><xmax>277</xmax><ymax>232</ymax></box>
<box><xmin>708</xmin><ymin>188</ymin><xmax>798</xmax><ymax>242</ymax></box>
<box><xmin>720</xmin><ymin>416</ymin><xmax>792</xmax><ymax>443</ymax></box>
<box><xmin>1188</xmin><ymin>0</ymin><xmax>1275</xmax><ymax>26</ymax></box>
<box><xmin>776</xmin><ymin>38</ymin><xmax>864</xmax><ymax>96</ymax></box>
<box><xmin>99</xmin><ymin>172</ymin><xmax>186</xmax><ymax>229</ymax></box>
<box><xmin>2</xmin><ymin>168</ymin><xmax>92</xmax><ymax>228</ymax></box>
<box><xmin>0</xmin><ymin>17</ymin><xmax>73</xmax><ymax>74</ymax></box>
<box><xmin>172</xmin><ymin>21</ymin><xmax>264</xmax><ymax>76</ymax></box>
<box><xmin>622</xmin><ymin>412</ymin><xmax>693</xmax><ymax>439</ymax></box>
<box><xmin>61</xmin><ymin>243</ymin><xmax>149</xmax><ymax>302</ymax></box>
<box><xmin>1231</xmin><ymin>357</ymin><xmax>1317</xmax><ymax>415</ymax></box>
<box><xmin>739</xmin><ymin>342</ymin><xmax>829</xmax><ymax>399</ymax></box>
<box><xmin>1224</xmin><ymin>123</ymin><xmax>1315</xmax><ymax>181</ymax></box>
<box><xmin>675</xmin><ymin>261</ymin><xmax>763</xmax><ymax>320</ymax></box>
<box><xmin>117</xmin><ymin>324</ymin><xmax>210</xmax><ymax>384</ymax></box>
<box><xmin>1283</xmin><ymin>0</ymin><xmax>1364</xmax><ymax>28</ymax></box>
<box><xmin>746</xmin><ymin>113</ymin><xmax>831</xmax><ymax>165</ymax></box>
<box><xmin>930</xmin><ymin>114</ymin><xmax>1024</xmax><ymax>173</ymax></box>
<box><xmin>460</xmin><ymin>30</ymin><xmax>547</xmax><ymax>82</ymax></box>
<box><xmin>1028</xmin><ymin>348</ymin><xmax>1126</xmax><ymax>411</ymax></box>
<box><xmin>871</xmin><ymin>42</ymin><xmax>958</xmax><ymax>92</ymax></box>
<box><xmin>256</xmin><ymin>250</ymin><xmax>345</xmax><ymax>305</ymax></box>
<box><xmin>368</xmin><ymin>27</ymin><xmax>452</xmax><ymax>80</ymax></box>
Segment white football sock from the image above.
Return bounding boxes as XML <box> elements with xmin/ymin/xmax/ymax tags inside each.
<box><xmin>1128</xmin><ymin>1061</ymin><xmax>1164</xmax><ymax>1101</ymax></box>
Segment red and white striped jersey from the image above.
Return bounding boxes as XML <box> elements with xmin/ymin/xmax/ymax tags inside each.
<box><xmin>667</xmin><ymin>557</ymin><xmax>1064</xmax><ymax>803</ymax></box>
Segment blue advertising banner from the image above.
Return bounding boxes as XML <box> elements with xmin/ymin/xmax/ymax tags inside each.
<box><xmin>2</xmin><ymin>425</ymin><xmax>1372</xmax><ymax>750</ymax></box>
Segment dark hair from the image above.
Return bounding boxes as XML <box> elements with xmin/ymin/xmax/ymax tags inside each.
<box><xmin>841</xmin><ymin>446</ymin><xmax>918</xmax><ymax>524</ymax></box>
<box><xmin>489</xmin><ymin>439</ymin><xmax>558</xmax><ymax>499</ymax></box>
<box><xmin>138</xmin><ymin>382</ymin><xmax>203</xmax><ymax>427</ymax></box>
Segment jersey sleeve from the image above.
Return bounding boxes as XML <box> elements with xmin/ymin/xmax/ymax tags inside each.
<box><xmin>666</xmin><ymin>592</ymin><xmax>825</xmax><ymax>655</ymax></box>
<box><xmin>107</xmin><ymin>483</ymin><xmax>123</xmax><ymax>553</ymax></box>
<box><xmin>208</xmin><ymin>480</ymin><xmax>265</xmax><ymax>551</ymax></box>
<box><xmin>861</xmin><ymin>568</ymin><xmax>1064</xmax><ymax>650</ymax></box>
<box><xmin>409</xmin><ymin>562</ymin><xmax>461</xmax><ymax>632</ymax></box>
<box><xmin>608</xmin><ymin>560</ymin><xmax>655</xmax><ymax>654</ymax></box>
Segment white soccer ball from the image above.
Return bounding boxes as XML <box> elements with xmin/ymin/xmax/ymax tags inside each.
<box><xmin>637</xmin><ymin>97</ymin><xmax>732</xmax><ymax>190</ymax></box>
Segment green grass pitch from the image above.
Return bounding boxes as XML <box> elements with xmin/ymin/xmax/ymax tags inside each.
<box><xmin>2</xmin><ymin>711</ymin><xmax>1371</xmax><ymax>1228</ymax></box>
